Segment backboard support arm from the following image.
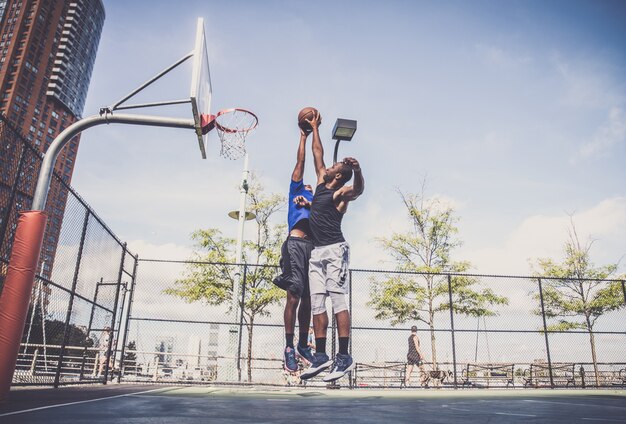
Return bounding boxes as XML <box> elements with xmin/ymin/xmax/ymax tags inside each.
<box><xmin>105</xmin><ymin>51</ymin><xmax>194</xmax><ymax>114</ymax></box>
<box><xmin>32</xmin><ymin>113</ymin><xmax>195</xmax><ymax>211</ymax></box>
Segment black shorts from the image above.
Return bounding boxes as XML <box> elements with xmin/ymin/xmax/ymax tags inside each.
<box><xmin>407</xmin><ymin>355</ymin><xmax>422</xmax><ymax>366</ymax></box>
<box><xmin>273</xmin><ymin>236</ymin><xmax>313</xmax><ymax>297</ymax></box>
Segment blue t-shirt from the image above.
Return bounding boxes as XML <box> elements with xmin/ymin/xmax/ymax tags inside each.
<box><xmin>288</xmin><ymin>179</ymin><xmax>313</xmax><ymax>232</ymax></box>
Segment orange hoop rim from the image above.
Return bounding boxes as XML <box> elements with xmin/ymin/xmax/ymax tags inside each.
<box><xmin>214</xmin><ymin>108</ymin><xmax>259</xmax><ymax>134</ymax></box>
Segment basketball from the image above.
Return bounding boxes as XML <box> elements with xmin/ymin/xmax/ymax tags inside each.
<box><xmin>298</xmin><ymin>107</ymin><xmax>321</xmax><ymax>131</ymax></box>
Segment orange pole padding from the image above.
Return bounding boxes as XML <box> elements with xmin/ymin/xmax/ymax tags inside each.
<box><xmin>0</xmin><ymin>210</ymin><xmax>48</xmax><ymax>401</ymax></box>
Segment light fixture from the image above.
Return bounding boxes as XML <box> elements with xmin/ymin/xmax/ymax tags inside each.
<box><xmin>331</xmin><ymin>118</ymin><xmax>357</xmax><ymax>163</ymax></box>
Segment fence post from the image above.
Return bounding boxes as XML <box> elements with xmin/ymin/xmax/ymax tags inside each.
<box><xmin>29</xmin><ymin>349</ymin><xmax>39</xmax><ymax>375</ymax></box>
<box><xmin>349</xmin><ymin>270</ymin><xmax>353</xmax><ymax>356</ymax></box>
<box><xmin>237</xmin><ymin>264</ymin><xmax>247</xmax><ymax>382</ymax></box>
<box><xmin>118</xmin><ymin>256</ymin><xmax>138</xmax><ymax>383</ymax></box>
<box><xmin>79</xmin><ymin>278</ymin><xmax>101</xmax><ymax>380</ymax></box>
<box><xmin>621</xmin><ymin>280</ymin><xmax>626</xmax><ymax>305</ymax></box>
<box><xmin>92</xmin><ymin>354</ymin><xmax>98</xmax><ymax>376</ymax></box>
<box><xmin>112</xmin><ymin>283</ymin><xmax>128</xmax><ymax>366</ymax></box>
<box><xmin>103</xmin><ymin>243</ymin><xmax>127</xmax><ymax>384</ymax></box>
<box><xmin>53</xmin><ymin>208</ymin><xmax>90</xmax><ymax>388</ymax></box>
<box><xmin>538</xmin><ymin>278</ymin><xmax>555</xmax><ymax>388</ymax></box>
<box><xmin>447</xmin><ymin>274</ymin><xmax>458</xmax><ymax>388</ymax></box>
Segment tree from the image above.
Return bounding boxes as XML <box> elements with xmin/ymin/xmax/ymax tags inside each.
<box><xmin>165</xmin><ymin>175</ymin><xmax>285</xmax><ymax>381</ymax></box>
<box><xmin>368</xmin><ymin>188</ymin><xmax>508</xmax><ymax>369</ymax></box>
<box><xmin>532</xmin><ymin>219</ymin><xmax>624</xmax><ymax>385</ymax></box>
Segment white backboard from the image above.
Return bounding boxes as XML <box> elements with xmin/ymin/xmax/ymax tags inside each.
<box><xmin>190</xmin><ymin>18</ymin><xmax>212</xmax><ymax>159</ymax></box>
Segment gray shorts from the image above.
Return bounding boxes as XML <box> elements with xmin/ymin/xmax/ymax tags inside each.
<box><xmin>309</xmin><ymin>242</ymin><xmax>350</xmax><ymax>295</ymax></box>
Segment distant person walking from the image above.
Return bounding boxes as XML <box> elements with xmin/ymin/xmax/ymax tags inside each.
<box><xmin>405</xmin><ymin>325</ymin><xmax>426</xmax><ymax>386</ymax></box>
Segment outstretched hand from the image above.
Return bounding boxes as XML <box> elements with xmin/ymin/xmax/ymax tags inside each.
<box><xmin>305</xmin><ymin>110</ymin><xmax>321</xmax><ymax>130</ymax></box>
<box><xmin>293</xmin><ymin>195</ymin><xmax>311</xmax><ymax>208</ymax></box>
<box><xmin>342</xmin><ymin>157</ymin><xmax>361</xmax><ymax>171</ymax></box>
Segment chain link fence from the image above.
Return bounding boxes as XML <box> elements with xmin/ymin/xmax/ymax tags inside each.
<box><xmin>2</xmin><ymin>115</ymin><xmax>625</xmax><ymax>390</ymax></box>
<box><xmin>1</xmin><ymin>115</ymin><xmax>137</xmax><ymax>387</ymax></box>
<box><xmin>120</xmin><ymin>259</ymin><xmax>626</xmax><ymax>389</ymax></box>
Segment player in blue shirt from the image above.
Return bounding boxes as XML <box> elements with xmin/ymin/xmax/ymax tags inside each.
<box><xmin>273</xmin><ymin>121</ymin><xmax>316</xmax><ymax>372</ymax></box>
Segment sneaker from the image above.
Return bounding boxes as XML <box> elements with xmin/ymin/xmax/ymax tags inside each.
<box><xmin>322</xmin><ymin>353</ymin><xmax>355</xmax><ymax>382</ymax></box>
<box><xmin>296</xmin><ymin>345</ymin><xmax>315</xmax><ymax>365</ymax></box>
<box><xmin>300</xmin><ymin>352</ymin><xmax>332</xmax><ymax>380</ymax></box>
<box><xmin>283</xmin><ymin>346</ymin><xmax>298</xmax><ymax>372</ymax></box>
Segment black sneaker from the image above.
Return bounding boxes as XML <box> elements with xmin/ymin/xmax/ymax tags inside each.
<box><xmin>322</xmin><ymin>353</ymin><xmax>355</xmax><ymax>382</ymax></box>
<box><xmin>283</xmin><ymin>346</ymin><xmax>298</xmax><ymax>372</ymax></box>
<box><xmin>300</xmin><ymin>352</ymin><xmax>332</xmax><ymax>380</ymax></box>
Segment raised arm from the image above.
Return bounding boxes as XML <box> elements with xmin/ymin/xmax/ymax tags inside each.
<box><xmin>291</xmin><ymin>130</ymin><xmax>308</xmax><ymax>182</ymax></box>
<box><xmin>337</xmin><ymin>157</ymin><xmax>364</xmax><ymax>201</ymax></box>
<box><xmin>308</xmin><ymin>111</ymin><xmax>326</xmax><ymax>185</ymax></box>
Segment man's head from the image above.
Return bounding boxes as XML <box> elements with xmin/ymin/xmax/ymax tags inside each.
<box><xmin>411</xmin><ymin>325</ymin><xmax>417</xmax><ymax>333</ymax></box>
<box><xmin>323</xmin><ymin>161</ymin><xmax>353</xmax><ymax>186</ymax></box>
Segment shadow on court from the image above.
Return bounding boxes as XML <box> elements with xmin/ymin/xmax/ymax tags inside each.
<box><xmin>1</xmin><ymin>384</ymin><xmax>625</xmax><ymax>423</ymax></box>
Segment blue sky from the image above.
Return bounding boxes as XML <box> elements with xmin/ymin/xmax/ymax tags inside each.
<box><xmin>71</xmin><ymin>0</ymin><xmax>626</xmax><ymax>275</ymax></box>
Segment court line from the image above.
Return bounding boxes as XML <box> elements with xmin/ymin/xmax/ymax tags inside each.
<box><xmin>522</xmin><ymin>399</ymin><xmax>626</xmax><ymax>410</ymax></box>
<box><xmin>495</xmin><ymin>412</ymin><xmax>537</xmax><ymax>417</ymax></box>
<box><xmin>0</xmin><ymin>387</ymin><xmax>168</xmax><ymax>417</ymax></box>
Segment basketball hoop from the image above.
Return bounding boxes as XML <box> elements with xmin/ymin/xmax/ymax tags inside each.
<box><xmin>202</xmin><ymin>108</ymin><xmax>258</xmax><ymax>160</ymax></box>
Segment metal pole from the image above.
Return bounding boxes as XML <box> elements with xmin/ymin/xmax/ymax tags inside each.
<box><xmin>234</xmin><ymin>154</ymin><xmax>250</xmax><ymax>271</ymax></box>
<box><xmin>227</xmin><ymin>154</ymin><xmax>249</xmax><ymax>381</ymax></box>
<box><xmin>1</xmin><ymin>104</ymin><xmax>198</xmax><ymax>397</ymax></box>
<box><xmin>621</xmin><ymin>280</ymin><xmax>626</xmax><ymax>305</ymax></box>
<box><xmin>538</xmin><ymin>278</ymin><xmax>555</xmax><ymax>388</ymax></box>
<box><xmin>32</xmin><ymin>113</ymin><xmax>195</xmax><ymax>211</ymax></box>
<box><xmin>447</xmin><ymin>274</ymin><xmax>458</xmax><ymax>388</ymax></box>
<box><xmin>348</xmin><ymin>270</ymin><xmax>354</xmax><ymax>389</ymax></box>
<box><xmin>118</xmin><ymin>257</ymin><xmax>138</xmax><ymax>383</ymax></box>
<box><xmin>349</xmin><ymin>270</ymin><xmax>353</xmax><ymax>355</ymax></box>
<box><xmin>112</xmin><ymin>283</ymin><xmax>128</xmax><ymax>367</ymax></box>
<box><xmin>53</xmin><ymin>208</ymin><xmax>90</xmax><ymax>388</ymax></box>
<box><xmin>79</xmin><ymin>278</ymin><xmax>101</xmax><ymax>380</ymax></box>
<box><xmin>237</xmin><ymin>265</ymin><xmax>247</xmax><ymax>382</ymax></box>
<box><xmin>333</xmin><ymin>140</ymin><xmax>341</xmax><ymax>164</ymax></box>
<box><xmin>103</xmin><ymin>243</ymin><xmax>127</xmax><ymax>384</ymax></box>
<box><xmin>109</xmin><ymin>52</ymin><xmax>194</xmax><ymax>111</ymax></box>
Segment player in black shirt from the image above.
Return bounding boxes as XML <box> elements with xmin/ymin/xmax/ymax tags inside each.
<box><xmin>299</xmin><ymin>110</ymin><xmax>364</xmax><ymax>382</ymax></box>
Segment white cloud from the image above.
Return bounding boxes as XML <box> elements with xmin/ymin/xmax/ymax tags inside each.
<box><xmin>572</xmin><ymin>107</ymin><xmax>626</xmax><ymax>163</ymax></box>
<box><xmin>462</xmin><ymin>197</ymin><xmax>626</xmax><ymax>275</ymax></box>
<box><xmin>127</xmin><ymin>239</ymin><xmax>193</xmax><ymax>261</ymax></box>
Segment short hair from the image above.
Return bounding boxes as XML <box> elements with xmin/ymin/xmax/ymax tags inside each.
<box><xmin>411</xmin><ymin>325</ymin><xmax>417</xmax><ymax>332</ymax></box>
<box><xmin>336</xmin><ymin>162</ymin><xmax>353</xmax><ymax>185</ymax></box>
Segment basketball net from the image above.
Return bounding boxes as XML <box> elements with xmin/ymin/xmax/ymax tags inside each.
<box><xmin>212</xmin><ymin>108</ymin><xmax>258</xmax><ymax>160</ymax></box>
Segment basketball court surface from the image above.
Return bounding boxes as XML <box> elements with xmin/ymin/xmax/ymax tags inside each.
<box><xmin>1</xmin><ymin>384</ymin><xmax>625</xmax><ymax>423</ymax></box>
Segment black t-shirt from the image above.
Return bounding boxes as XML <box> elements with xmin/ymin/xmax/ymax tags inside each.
<box><xmin>310</xmin><ymin>183</ymin><xmax>345</xmax><ymax>247</ymax></box>
<box><xmin>407</xmin><ymin>334</ymin><xmax>420</xmax><ymax>360</ymax></box>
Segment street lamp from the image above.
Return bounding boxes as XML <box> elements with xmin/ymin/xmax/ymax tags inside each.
<box><xmin>225</xmin><ymin>153</ymin><xmax>256</xmax><ymax>381</ymax></box>
<box><xmin>331</xmin><ymin>118</ymin><xmax>357</xmax><ymax>163</ymax></box>
<box><xmin>227</xmin><ymin>211</ymin><xmax>256</xmax><ymax>221</ymax></box>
